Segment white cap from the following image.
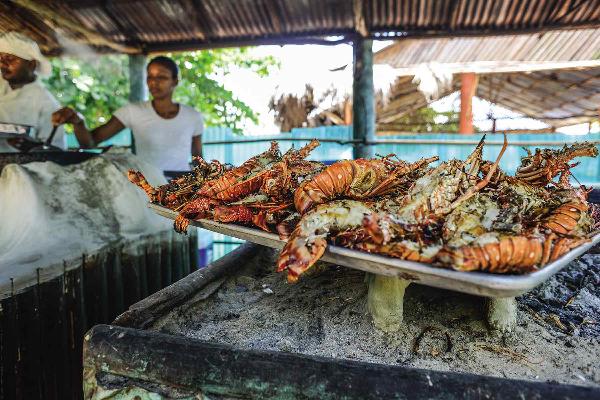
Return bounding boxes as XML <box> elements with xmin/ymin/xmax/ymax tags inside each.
<box><xmin>0</xmin><ymin>32</ymin><xmax>52</xmax><ymax>77</ymax></box>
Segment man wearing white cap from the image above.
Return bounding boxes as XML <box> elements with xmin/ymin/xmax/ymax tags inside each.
<box><xmin>0</xmin><ymin>31</ymin><xmax>64</xmax><ymax>149</ymax></box>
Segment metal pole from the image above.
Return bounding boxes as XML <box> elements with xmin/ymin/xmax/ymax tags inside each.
<box><xmin>128</xmin><ymin>54</ymin><xmax>147</xmax><ymax>154</ymax></box>
<box><xmin>352</xmin><ymin>37</ymin><xmax>375</xmax><ymax>159</ymax></box>
<box><xmin>128</xmin><ymin>54</ymin><xmax>147</xmax><ymax>102</ymax></box>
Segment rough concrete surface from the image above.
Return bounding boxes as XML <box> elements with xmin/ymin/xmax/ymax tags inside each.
<box><xmin>154</xmin><ymin>247</ymin><xmax>600</xmax><ymax>387</ymax></box>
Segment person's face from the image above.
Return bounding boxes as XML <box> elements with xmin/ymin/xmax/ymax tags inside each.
<box><xmin>0</xmin><ymin>53</ymin><xmax>36</xmax><ymax>83</ymax></box>
<box><xmin>146</xmin><ymin>63</ymin><xmax>177</xmax><ymax>100</ymax></box>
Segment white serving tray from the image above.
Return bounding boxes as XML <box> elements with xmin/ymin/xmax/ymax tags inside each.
<box><xmin>150</xmin><ymin>203</ymin><xmax>600</xmax><ymax>298</ymax></box>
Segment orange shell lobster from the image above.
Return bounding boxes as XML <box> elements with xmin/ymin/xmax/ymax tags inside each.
<box><xmin>436</xmin><ymin>234</ymin><xmax>589</xmax><ymax>273</ymax></box>
<box><xmin>128</xmin><ymin>170</ymin><xmax>158</xmax><ymax>202</ymax></box>
<box><xmin>294</xmin><ymin>156</ymin><xmax>438</xmax><ymax>214</ymax></box>
<box><xmin>198</xmin><ymin>141</ymin><xmax>281</xmax><ymax>201</ymax></box>
<box><xmin>352</xmin><ymin>241</ymin><xmax>435</xmax><ymax>263</ymax></box>
<box><xmin>213</xmin><ymin>203</ymin><xmax>292</xmax><ymax>232</ymax></box>
<box><xmin>174</xmin><ymin>197</ymin><xmax>223</xmax><ymax>233</ymax></box>
<box><xmin>515</xmin><ymin>142</ymin><xmax>598</xmax><ymax>187</ymax></box>
<box><xmin>542</xmin><ymin>201</ymin><xmax>589</xmax><ymax>235</ymax></box>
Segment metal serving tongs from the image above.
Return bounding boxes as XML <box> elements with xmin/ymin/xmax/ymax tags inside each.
<box><xmin>26</xmin><ymin>124</ymin><xmax>62</xmax><ymax>152</ymax></box>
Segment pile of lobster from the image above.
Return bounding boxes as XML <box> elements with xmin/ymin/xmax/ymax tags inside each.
<box><xmin>129</xmin><ymin>137</ymin><xmax>599</xmax><ymax>283</ymax></box>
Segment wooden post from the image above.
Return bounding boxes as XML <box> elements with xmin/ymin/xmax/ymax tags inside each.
<box><xmin>128</xmin><ymin>54</ymin><xmax>147</xmax><ymax>102</ymax></box>
<box><xmin>459</xmin><ymin>73</ymin><xmax>478</xmax><ymax>134</ymax></box>
<box><xmin>352</xmin><ymin>37</ymin><xmax>375</xmax><ymax>159</ymax></box>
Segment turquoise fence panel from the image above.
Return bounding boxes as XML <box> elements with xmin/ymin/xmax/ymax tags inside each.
<box><xmin>203</xmin><ymin>128</ymin><xmax>600</xmax><ymax>186</ymax></box>
<box><xmin>66</xmin><ymin>128</ymin><xmax>132</xmax><ymax>148</ymax></box>
<box><xmin>202</xmin><ymin>127</ymin><xmax>600</xmax><ymax>260</ymax></box>
<box><xmin>65</xmin><ymin>126</ymin><xmax>600</xmax><ymax>186</ymax></box>
<box><xmin>202</xmin><ymin>125</ymin><xmax>353</xmax><ymax>164</ymax></box>
<box><xmin>373</xmin><ymin>132</ymin><xmax>600</xmax><ymax>186</ymax></box>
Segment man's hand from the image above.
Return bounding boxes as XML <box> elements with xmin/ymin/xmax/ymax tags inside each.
<box><xmin>52</xmin><ymin>107</ymin><xmax>84</xmax><ymax>126</ymax></box>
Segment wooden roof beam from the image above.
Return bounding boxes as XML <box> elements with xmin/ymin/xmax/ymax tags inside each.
<box><xmin>143</xmin><ymin>33</ymin><xmax>351</xmax><ymax>54</ymax></box>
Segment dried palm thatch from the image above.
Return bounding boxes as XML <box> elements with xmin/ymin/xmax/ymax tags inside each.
<box><xmin>269</xmin><ymin>85</ymin><xmax>355</xmax><ymax>132</ymax></box>
<box><xmin>269</xmin><ymin>85</ymin><xmax>317</xmax><ymax>133</ymax></box>
<box><xmin>269</xmin><ymin>85</ymin><xmax>394</xmax><ymax>132</ymax></box>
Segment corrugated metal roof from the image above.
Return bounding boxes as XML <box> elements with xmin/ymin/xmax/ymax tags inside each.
<box><xmin>378</xmin><ymin>67</ymin><xmax>600</xmax><ymax>127</ymax></box>
<box><xmin>2</xmin><ymin>0</ymin><xmax>600</xmax><ymax>55</ymax></box>
<box><xmin>374</xmin><ymin>28</ymin><xmax>600</xmax><ymax>70</ymax></box>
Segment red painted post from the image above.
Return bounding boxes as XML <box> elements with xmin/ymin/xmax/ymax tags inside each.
<box><xmin>459</xmin><ymin>73</ymin><xmax>478</xmax><ymax>134</ymax></box>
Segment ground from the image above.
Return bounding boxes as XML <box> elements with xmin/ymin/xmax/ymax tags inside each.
<box><xmin>153</xmin><ymin>247</ymin><xmax>600</xmax><ymax>387</ymax></box>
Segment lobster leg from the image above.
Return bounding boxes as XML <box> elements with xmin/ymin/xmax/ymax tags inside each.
<box><xmin>127</xmin><ymin>169</ymin><xmax>158</xmax><ymax>202</ymax></box>
<box><xmin>436</xmin><ymin>134</ymin><xmax>508</xmax><ymax>216</ymax></box>
<box><xmin>174</xmin><ymin>197</ymin><xmax>222</xmax><ymax>234</ymax></box>
<box><xmin>361</xmin><ymin>156</ymin><xmax>439</xmax><ymax>198</ymax></box>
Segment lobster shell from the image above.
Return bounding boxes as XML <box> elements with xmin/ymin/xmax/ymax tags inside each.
<box><xmin>542</xmin><ymin>201</ymin><xmax>588</xmax><ymax>235</ymax></box>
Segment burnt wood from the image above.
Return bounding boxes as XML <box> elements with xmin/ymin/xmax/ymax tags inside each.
<box><xmin>83</xmin><ymin>253</ymin><xmax>109</xmax><ymax>325</ymax></box>
<box><xmin>1</xmin><ymin>294</ymin><xmax>18</xmax><ymax>399</ymax></box>
<box><xmin>145</xmin><ymin>245</ymin><xmax>162</xmax><ymax>296</ymax></box>
<box><xmin>161</xmin><ymin>238</ymin><xmax>173</xmax><ymax>288</ymax></box>
<box><xmin>113</xmin><ymin>242</ymin><xmax>260</xmax><ymax>329</ymax></box>
<box><xmin>38</xmin><ymin>277</ymin><xmax>69</xmax><ymax>399</ymax></box>
<box><xmin>16</xmin><ymin>285</ymin><xmax>42</xmax><ymax>399</ymax></box>
<box><xmin>105</xmin><ymin>248</ymin><xmax>125</xmax><ymax>318</ymax></box>
<box><xmin>0</xmin><ymin>151</ymin><xmax>97</xmax><ymax>173</ymax></box>
<box><xmin>171</xmin><ymin>238</ymin><xmax>184</xmax><ymax>283</ymax></box>
<box><xmin>121</xmin><ymin>246</ymin><xmax>143</xmax><ymax>308</ymax></box>
<box><xmin>85</xmin><ymin>323</ymin><xmax>600</xmax><ymax>400</ymax></box>
<box><xmin>1</xmin><ymin>233</ymin><xmax>197</xmax><ymax>399</ymax></box>
<box><xmin>64</xmin><ymin>264</ymin><xmax>86</xmax><ymax>400</ymax></box>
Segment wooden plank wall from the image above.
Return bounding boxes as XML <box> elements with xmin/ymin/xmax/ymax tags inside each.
<box><xmin>0</xmin><ymin>230</ymin><xmax>197</xmax><ymax>400</ymax></box>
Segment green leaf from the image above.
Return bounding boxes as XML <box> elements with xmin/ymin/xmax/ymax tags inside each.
<box><xmin>43</xmin><ymin>48</ymin><xmax>279</xmax><ymax>135</ymax></box>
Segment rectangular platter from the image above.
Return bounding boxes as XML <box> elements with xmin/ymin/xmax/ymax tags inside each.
<box><xmin>150</xmin><ymin>203</ymin><xmax>600</xmax><ymax>298</ymax></box>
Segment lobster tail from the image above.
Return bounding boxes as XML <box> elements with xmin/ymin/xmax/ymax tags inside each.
<box><xmin>542</xmin><ymin>201</ymin><xmax>589</xmax><ymax>235</ymax></box>
<box><xmin>213</xmin><ymin>205</ymin><xmax>254</xmax><ymax>225</ymax></box>
<box><xmin>198</xmin><ymin>141</ymin><xmax>281</xmax><ymax>199</ymax></box>
<box><xmin>174</xmin><ymin>197</ymin><xmax>223</xmax><ymax>233</ymax></box>
<box><xmin>294</xmin><ymin>160</ymin><xmax>355</xmax><ymax>213</ymax></box>
<box><xmin>353</xmin><ymin>241</ymin><xmax>435</xmax><ymax>263</ymax></box>
<box><xmin>277</xmin><ymin>233</ymin><xmax>327</xmax><ymax>283</ymax></box>
<box><xmin>437</xmin><ymin>236</ymin><xmax>544</xmax><ymax>274</ymax></box>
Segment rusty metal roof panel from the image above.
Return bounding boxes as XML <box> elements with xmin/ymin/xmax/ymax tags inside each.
<box><xmin>377</xmin><ymin>67</ymin><xmax>600</xmax><ymax>127</ymax></box>
<box><xmin>2</xmin><ymin>0</ymin><xmax>599</xmax><ymax>55</ymax></box>
<box><xmin>375</xmin><ymin>28</ymin><xmax>600</xmax><ymax>68</ymax></box>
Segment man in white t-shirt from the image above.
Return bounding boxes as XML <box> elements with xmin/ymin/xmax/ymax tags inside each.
<box><xmin>0</xmin><ymin>32</ymin><xmax>65</xmax><ymax>150</ymax></box>
<box><xmin>52</xmin><ymin>56</ymin><xmax>203</xmax><ymax>172</ymax></box>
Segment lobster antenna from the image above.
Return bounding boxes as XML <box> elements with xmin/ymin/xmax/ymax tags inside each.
<box><xmin>570</xmin><ymin>171</ymin><xmax>583</xmax><ymax>187</ymax></box>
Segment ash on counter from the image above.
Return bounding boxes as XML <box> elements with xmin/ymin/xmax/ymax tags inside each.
<box><xmin>153</xmin><ymin>248</ymin><xmax>600</xmax><ymax>387</ymax></box>
<box><xmin>518</xmin><ymin>252</ymin><xmax>600</xmax><ymax>337</ymax></box>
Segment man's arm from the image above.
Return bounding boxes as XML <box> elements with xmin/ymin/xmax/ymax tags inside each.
<box><xmin>192</xmin><ymin>135</ymin><xmax>202</xmax><ymax>158</ymax></box>
<box><xmin>52</xmin><ymin>107</ymin><xmax>124</xmax><ymax>148</ymax></box>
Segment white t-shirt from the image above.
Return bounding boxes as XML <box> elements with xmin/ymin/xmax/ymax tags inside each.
<box><xmin>0</xmin><ymin>78</ymin><xmax>65</xmax><ymax>149</ymax></box>
<box><xmin>114</xmin><ymin>101</ymin><xmax>203</xmax><ymax>171</ymax></box>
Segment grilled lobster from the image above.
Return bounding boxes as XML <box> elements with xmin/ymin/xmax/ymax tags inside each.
<box><xmin>436</xmin><ymin>234</ymin><xmax>589</xmax><ymax>273</ymax></box>
<box><xmin>516</xmin><ymin>142</ymin><xmax>598</xmax><ymax>187</ymax></box>
<box><xmin>294</xmin><ymin>155</ymin><xmax>438</xmax><ymax>214</ymax></box>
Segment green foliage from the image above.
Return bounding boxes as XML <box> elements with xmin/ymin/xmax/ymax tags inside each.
<box><xmin>171</xmin><ymin>48</ymin><xmax>278</xmax><ymax>133</ymax></box>
<box><xmin>393</xmin><ymin>107</ymin><xmax>462</xmax><ymax>133</ymax></box>
<box><xmin>44</xmin><ymin>56</ymin><xmax>129</xmax><ymax>130</ymax></box>
<box><xmin>43</xmin><ymin>48</ymin><xmax>278</xmax><ymax>134</ymax></box>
